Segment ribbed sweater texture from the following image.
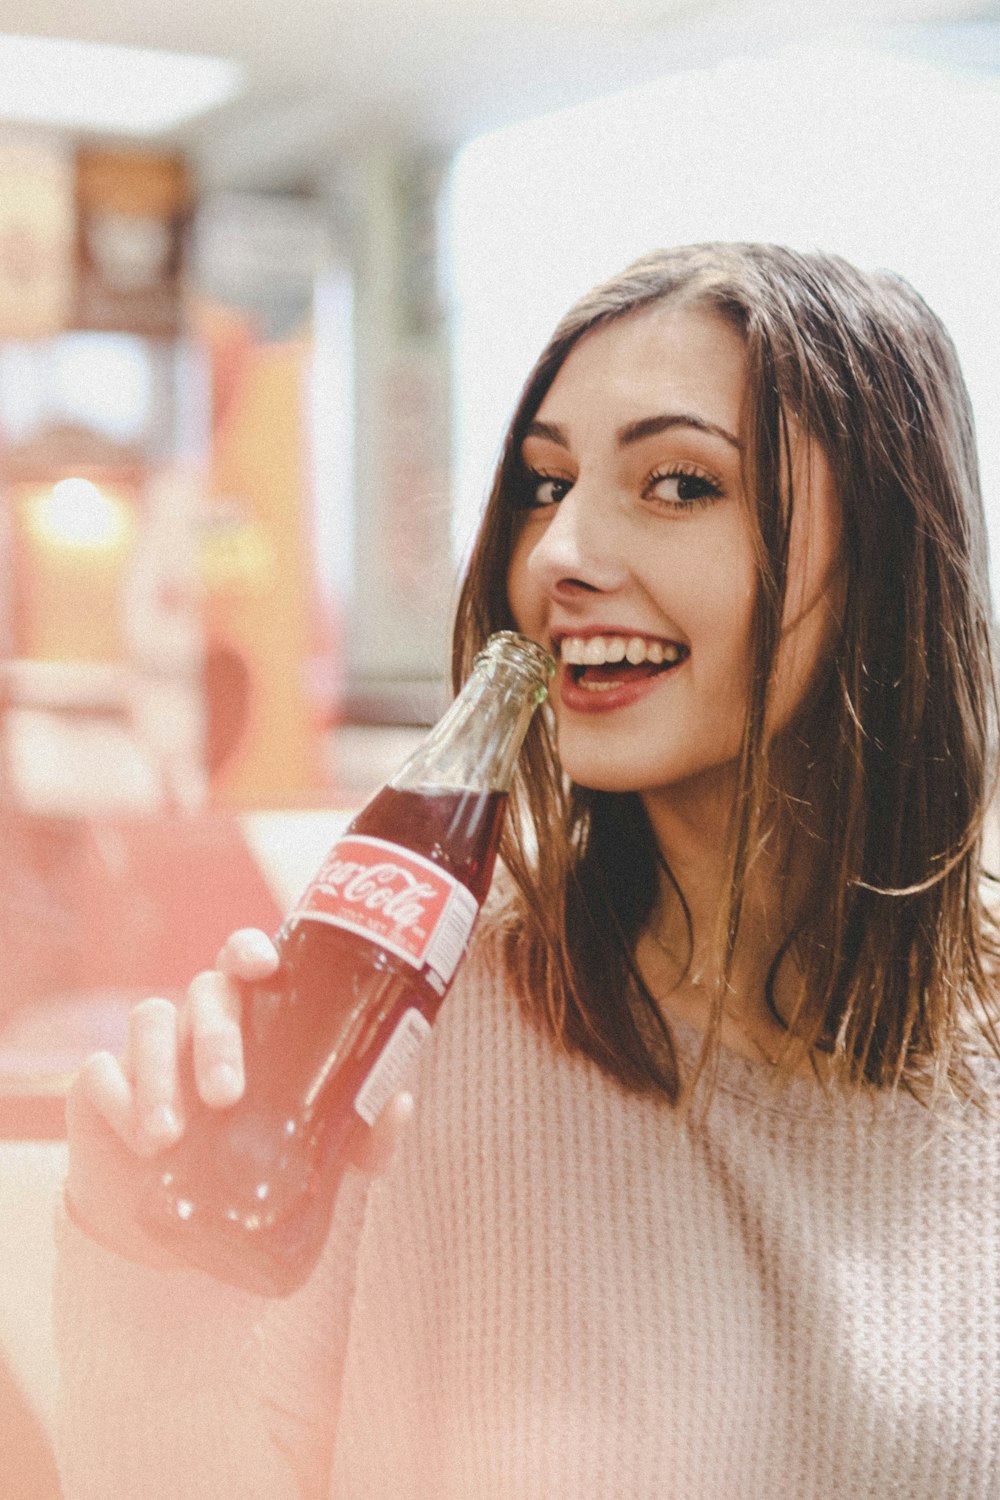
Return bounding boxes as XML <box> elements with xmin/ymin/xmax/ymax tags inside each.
<box><xmin>53</xmin><ymin>944</ymin><xmax>1000</xmax><ymax>1498</ymax></box>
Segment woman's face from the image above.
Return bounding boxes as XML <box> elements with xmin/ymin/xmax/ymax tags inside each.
<box><xmin>506</xmin><ymin>299</ymin><xmax>843</xmax><ymax>797</ymax></box>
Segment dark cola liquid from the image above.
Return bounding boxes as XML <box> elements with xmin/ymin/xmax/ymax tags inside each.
<box><xmin>139</xmin><ymin>785</ymin><xmax>507</xmax><ymax>1296</ymax></box>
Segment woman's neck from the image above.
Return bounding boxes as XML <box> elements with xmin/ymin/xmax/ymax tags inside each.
<box><xmin>639</xmin><ymin>774</ymin><xmax>819</xmax><ymax>1074</ymax></box>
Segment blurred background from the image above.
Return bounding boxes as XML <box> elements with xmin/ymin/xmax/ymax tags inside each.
<box><xmin>0</xmin><ymin>0</ymin><xmax>998</xmax><ymax>1490</ymax></box>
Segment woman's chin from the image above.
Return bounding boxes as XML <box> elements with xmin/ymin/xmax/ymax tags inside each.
<box><xmin>561</xmin><ymin>750</ymin><xmax>744</xmax><ymax>804</ymax></box>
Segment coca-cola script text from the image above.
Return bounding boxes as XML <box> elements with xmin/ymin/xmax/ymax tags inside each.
<box><xmin>292</xmin><ymin>834</ymin><xmax>467</xmax><ymax>970</ymax></box>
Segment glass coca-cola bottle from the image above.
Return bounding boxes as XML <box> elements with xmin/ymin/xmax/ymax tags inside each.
<box><xmin>138</xmin><ymin>631</ymin><xmax>554</xmax><ymax>1295</ymax></box>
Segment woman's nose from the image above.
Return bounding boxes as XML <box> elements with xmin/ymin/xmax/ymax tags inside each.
<box><xmin>524</xmin><ymin>486</ymin><xmax>627</xmax><ymax>597</ymax></box>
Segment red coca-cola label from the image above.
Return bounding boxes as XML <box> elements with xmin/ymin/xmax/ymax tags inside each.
<box><xmin>291</xmin><ymin>834</ymin><xmax>479</xmax><ymax>985</ymax></box>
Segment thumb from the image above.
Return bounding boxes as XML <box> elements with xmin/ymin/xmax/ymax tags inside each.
<box><xmin>347</xmin><ymin>1091</ymin><xmax>414</xmax><ymax>1178</ymax></box>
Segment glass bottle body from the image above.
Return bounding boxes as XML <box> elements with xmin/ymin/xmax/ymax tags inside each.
<box><xmin>137</xmin><ymin>634</ymin><xmax>551</xmax><ymax>1295</ymax></box>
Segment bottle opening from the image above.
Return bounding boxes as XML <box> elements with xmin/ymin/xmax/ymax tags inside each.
<box><xmin>476</xmin><ymin>631</ymin><xmax>556</xmax><ymax>696</ymax></box>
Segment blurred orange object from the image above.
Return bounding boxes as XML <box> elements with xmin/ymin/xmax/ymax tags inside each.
<box><xmin>197</xmin><ymin>309</ymin><xmax>331</xmax><ymax>808</ymax></box>
<box><xmin>10</xmin><ymin>475</ymin><xmax>138</xmax><ymax>664</ymax></box>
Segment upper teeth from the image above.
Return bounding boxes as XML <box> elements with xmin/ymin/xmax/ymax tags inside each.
<box><xmin>559</xmin><ymin>635</ymin><xmax>683</xmax><ymax>667</ymax></box>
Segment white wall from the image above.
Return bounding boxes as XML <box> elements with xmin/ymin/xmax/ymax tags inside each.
<box><xmin>448</xmin><ymin>43</ymin><xmax>1000</xmax><ymax>587</ymax></box>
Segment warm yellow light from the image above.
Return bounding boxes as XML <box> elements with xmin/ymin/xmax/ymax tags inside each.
<box><xmin>27</xmin><ymin>478</ymin><xmax>134</xmax><ymax>551</ymax></box>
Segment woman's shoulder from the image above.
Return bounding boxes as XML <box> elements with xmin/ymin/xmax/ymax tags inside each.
<box><xmin>431</xmin><ymin>872</ymin><xmax>584</xmax><ymax>1089</ymax></box>
<box><xmin>448</xmin><ymin>891</ymin><xmax>522</xmax><ymax>1030</ymax></box>
<box><xmin>459</xmin><ymin>866</ymin><xmax>526</xmax><ymax>987</ymax></box>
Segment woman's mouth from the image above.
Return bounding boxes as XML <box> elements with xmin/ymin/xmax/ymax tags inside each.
<box><xmin>557</xmin><ymin>634</ymin><xmax>689</xmax><ymax>707</ymax></box>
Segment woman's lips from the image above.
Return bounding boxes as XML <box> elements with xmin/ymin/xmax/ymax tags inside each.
<box><xmin>557</xmin><ymin>650</ymin><xmax>688</xmax><ymax>714</ymax></box>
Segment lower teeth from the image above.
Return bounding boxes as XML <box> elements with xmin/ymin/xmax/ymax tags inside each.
<box><xmin>573</xmin><ymin>669</ymin><xmax>642</xmax><ymax>691</ymax></box>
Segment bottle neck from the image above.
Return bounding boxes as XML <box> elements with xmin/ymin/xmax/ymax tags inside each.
<box><xmin>390</xmin><ymin>646</ymin><xmax>550</xmax><ymax>796</ymax></box>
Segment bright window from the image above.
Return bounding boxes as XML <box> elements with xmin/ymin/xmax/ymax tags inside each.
<box><xmin>448</xmin><ymin>40</ymin><xmax>1000</xmax><ymax>582</ymax></box>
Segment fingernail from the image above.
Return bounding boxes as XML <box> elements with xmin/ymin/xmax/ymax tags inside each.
<box><xmin>144</xmin><ymin>1104</ymin><xmax>181</xmax><ymax>1144</ymax></box>
<box><xmin>206</xmin><ymin>1062</ymin><xmax>242</xmax><ymax>1102</ymax></box>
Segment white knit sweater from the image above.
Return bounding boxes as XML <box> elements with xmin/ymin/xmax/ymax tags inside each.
<box><xmin>53</xmin><ymin>941</ymin><xmax>1000</xmax><ymax>1498</ymax></box>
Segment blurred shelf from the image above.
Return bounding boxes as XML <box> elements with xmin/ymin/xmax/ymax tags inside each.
<box><xmin>0</xmin><ymin>990</ymin><xmax>138</xmax><ymax>1141</ymax></box>
<box><xmin>0</xmin><ymin>1075</ymin><xmax>69</xmax><ymax>1142</ymax></box>
<box><xmin>0</xmin><ymin>659</ymin><xmax>132</xmax><ymax>714</ymax></box>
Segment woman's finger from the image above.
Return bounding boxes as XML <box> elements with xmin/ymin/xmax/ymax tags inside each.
<box><xmin>125</xmin><ymin>997</ymin><xmax>184</xmax><ymax>1153</ymax></box>
<box><xmin>187</xmin><ymin>968</ymin><xmax>245</xmax><ymax>1107</ymax></box>
<box><xmin>215</xmin><ymin>927</ymin><xmax>279</xmax><ymax>982</ymax></box>
<box><xmin>65</xmin><ymin>1064</ymin><xmax>187</xmax><ymax>1269</ymax></box>
<box><xmin>75</xmin><ymin>1049</ymin><xmax>135</xmax><ymax>1150</ymax></box>
<box><xmin>347</xmin><ymin>1091</ymin><xmax>414</xmax><ymax>1178</ymax></box>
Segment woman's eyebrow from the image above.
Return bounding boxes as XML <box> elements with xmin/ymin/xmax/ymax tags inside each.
<box><xmin>617</xmin><ymin>412</ymin><xmax>742</xmax><ymax>451</ymax></box>
<box><xmin>522</xmin><ymin>419</ymin><xmax>568</xmax><ymax>448</ymax></box>
<box><xmin>522</xmin><ymin>413</ymin><xmax>742</xmax><ymax>452</ymax></box>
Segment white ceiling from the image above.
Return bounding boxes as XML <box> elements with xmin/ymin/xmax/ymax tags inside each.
<box><xmin>0</xmin><ymin>0</ymin><xmax>997</xmax><ymax>189</ymax></box>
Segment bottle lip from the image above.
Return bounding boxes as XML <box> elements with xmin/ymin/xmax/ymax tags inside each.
<box><xmin>475</xmin><ymin>631</ymin><xmax>556</xmax><ymax>685</ymax></box>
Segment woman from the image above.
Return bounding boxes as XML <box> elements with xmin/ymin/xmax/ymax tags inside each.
<box><xmin>56</xmin><ymin>244</ymin><xmax>1000</xmax><ymax>1497</ymax></box>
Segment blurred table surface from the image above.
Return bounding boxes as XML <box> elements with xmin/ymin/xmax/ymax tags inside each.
<box><xmin>0</xmin><ymin>808</ymin><xmax>353</xmax><ymax>1140</ymax></box>
<box><xmin>0</xmin><ymin>804</ymin><xmax>372</xmax><ymax>1469</ymax></box>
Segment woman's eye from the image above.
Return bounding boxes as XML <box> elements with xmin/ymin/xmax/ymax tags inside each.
<box><xmin>524</xmin><ymin>472</ymin><xmax>571</xmax><ymax>508</ymax></box>
<box><xmin>645</xmin><ymin>468</ymin><xmax>724</xmax><ymax>510</ymax></box>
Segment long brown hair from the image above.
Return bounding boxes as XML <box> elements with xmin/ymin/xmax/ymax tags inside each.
<box><xmin>452</xmin><ymin>243</ymin><xmax>1000</xmax><ymax>1103</ymax></box>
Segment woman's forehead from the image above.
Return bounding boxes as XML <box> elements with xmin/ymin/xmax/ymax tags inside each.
<box><xmin>535</xmin><ymin>301</ymin><xmax>749</xmax><ymax>437</ymax></box>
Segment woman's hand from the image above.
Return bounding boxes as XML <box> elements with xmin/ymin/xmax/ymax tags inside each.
<box><xmin>64</xmin><ymin>928</ymin><xmax>414</xmax><ymax>1270</ymax></box>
